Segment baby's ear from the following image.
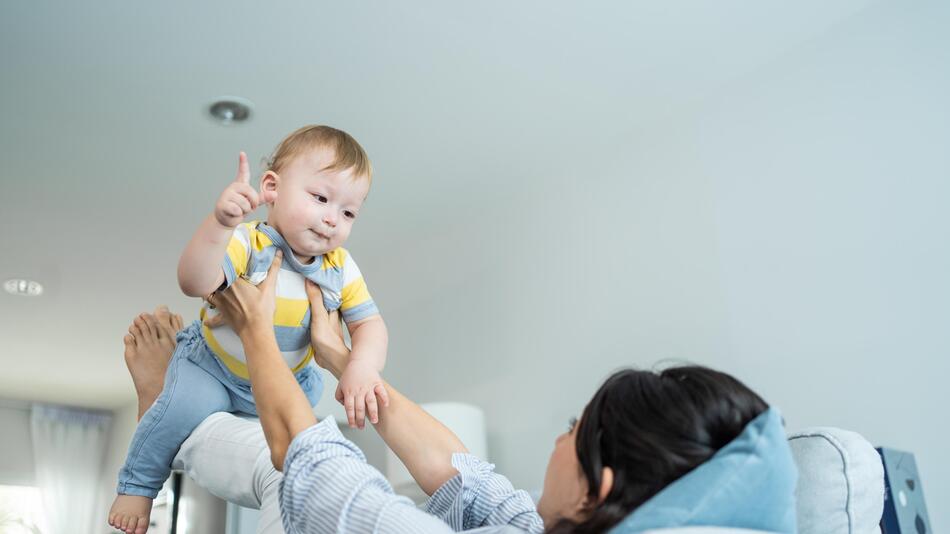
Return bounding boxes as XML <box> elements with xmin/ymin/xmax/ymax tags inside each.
<box><xmin>260</xmin><ymin>171</ymin><xmax>279</xmax><ymax>204</ymax></box>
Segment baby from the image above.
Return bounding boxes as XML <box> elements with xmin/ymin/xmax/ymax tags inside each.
<box><xmin>109</xmin><ymin>125</ymin><xmax>388</xmax><ymax>534</ymax></box>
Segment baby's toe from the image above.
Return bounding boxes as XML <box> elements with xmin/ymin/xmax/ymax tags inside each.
<box><xmin>134</xmin><ymin>515</ymin><xmax>149</xmax><ymax>534</ymax></box>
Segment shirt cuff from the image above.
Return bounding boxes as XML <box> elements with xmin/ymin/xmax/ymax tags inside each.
<box><xmin>424</xmin><ymin>453</ymin><xmax>496</xmax><ymax>521</ymax></box>
<box><xmin>284</xmin><ymin>416</ymin><xmax>363</xmax><ymax>469</ymax></box>
<box><xmin>342</xmin><ymin>301</ymin><xmax>380</xmax><ymax>323</ymax></box>
<box><xmin>221</xmin><ymin>256</ymin><xmax>238</xmax><ymax>288</ymax></box>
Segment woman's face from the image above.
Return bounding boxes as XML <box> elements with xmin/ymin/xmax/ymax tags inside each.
<box><xmin>536</xmin><ymin>418</ymin><xmax>590</xmax><ymax>527</ymax></box>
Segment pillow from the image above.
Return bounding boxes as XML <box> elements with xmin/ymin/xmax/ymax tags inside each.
<box><xmin>788</xmin><ymin>428</ymin><xmax>884</xmax><ymax>534</ymax></box>
<box><xmin>610</xmin><ymin>408</ymin><xmax>797</xmax><ymax>534</ymax></box>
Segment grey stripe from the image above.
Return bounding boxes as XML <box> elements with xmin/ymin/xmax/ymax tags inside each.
<box><xmin>341</xmin><ymin>301</ymin><xmax>380</xmax><ymax>323</ymax></box>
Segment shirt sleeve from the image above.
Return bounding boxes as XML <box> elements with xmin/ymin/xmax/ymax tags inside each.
<box><xmin>338</xmin><ymin>249</ymin><xmax>380</xmax><ymax>323</ymax></box>
<box><xmin>221</xmin><ymin>223</ymin><xmax>252</xmax><ymax>288</ymax></box>
<box><xmin>281</xmin><ymin>417</ymin><xmax>461</xmax><ymax>534</ymax></box>
<box><xmin>424</xmin><ymin>455</ymin><xmax>543</xmax><ymax>533</ymax></box>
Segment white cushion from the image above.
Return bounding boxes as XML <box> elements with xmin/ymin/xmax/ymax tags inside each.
<box><xmin>788</xmin><ymin>428</ymin><xmax>885</xmax><ymax>534</ymax></box>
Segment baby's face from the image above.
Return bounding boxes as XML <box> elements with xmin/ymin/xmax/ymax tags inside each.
<box><xmin>266</xmin><ymin>148</ymin><xmax>369</xmax><ymax>261</ymax></box>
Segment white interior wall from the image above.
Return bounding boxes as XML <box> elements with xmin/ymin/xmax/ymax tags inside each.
<box><xmin>4</xmin><ymin>1</ymin><xmax>946</xmax><ymax>529</ymax></box>
<box><xmin>379</xmin><ymin>2</ymin><xmax>949</xmax><ymax>530</ymax></box>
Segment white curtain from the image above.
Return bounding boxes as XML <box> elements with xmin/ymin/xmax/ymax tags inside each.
<box><xmin>30</xmin><ymin>404</ymin><xmax>112</xmax><ymax>534</ymax></box>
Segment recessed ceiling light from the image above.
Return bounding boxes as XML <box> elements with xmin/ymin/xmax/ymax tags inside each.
<box><xmin>4</xmin><ymin>278</ymin><xmax>43</xmax><ymax>297</ymax></box>
<box><xmin>208</xmin><ymin>96</ymin><xmax>253</xmax><ymax>125</ymax></box>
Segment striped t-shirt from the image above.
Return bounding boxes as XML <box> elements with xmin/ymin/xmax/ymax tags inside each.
<box><xmin>200</xmin><ymin>221</ymin><xmax>378</xmax><ymax>380</ymax></box>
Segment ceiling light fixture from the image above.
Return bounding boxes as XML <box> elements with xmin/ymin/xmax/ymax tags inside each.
<box><xmin>4</xmin><ymin>278</ymin><xmax>43</xmax><ymax>297</ymax></box>
<box><xmin>208</xmin><ymin>96</ymin><xmax>253</xmax><ymax>125</ymax></box>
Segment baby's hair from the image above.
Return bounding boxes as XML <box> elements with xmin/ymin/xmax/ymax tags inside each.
<box><xmin>264</xmin><ymin>125</ymin><xmax>372</xmax><ymax>183</ymax></box>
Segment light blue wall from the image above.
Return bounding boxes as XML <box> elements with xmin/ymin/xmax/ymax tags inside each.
<box><xmin>382</xmin><ymin>1</ymin><xmax>949</xmax><ymax>529</ymax></box>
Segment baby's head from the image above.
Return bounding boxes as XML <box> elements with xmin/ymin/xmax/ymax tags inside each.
<box><xmin>259</xmin><ymin>125</ymin><xmax>372</xmax><ymax>261</ymax></box>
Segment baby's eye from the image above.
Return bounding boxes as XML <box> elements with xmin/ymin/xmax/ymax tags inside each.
<box><xmin>343</xmin><ymin>210</ymin><xmax>356</xmax><ymax>219</ymax></box>
<box><xmin>314</xmin><ymin>194</ymin><xmax>328</xmax><ymax>203</ymax></box>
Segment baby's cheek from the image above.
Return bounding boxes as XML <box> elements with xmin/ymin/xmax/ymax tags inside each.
<box><xmin>288</xmin><ymin>206</ymin><xmax>313</xmax><ymax>226</ymax></box>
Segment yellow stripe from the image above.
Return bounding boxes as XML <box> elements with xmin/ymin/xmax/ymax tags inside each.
<box><xmin>274</xmin><ymin>297</ymin><xmax>309</xmax><ymax>327</ymax></box>
<box><xmin>322</xmin><ymin>247</ymin><xmax>346</xmax><ymax>269</ymax></box>
<box><xmin>341</xmin><ymin>277</ymin><xmax>372</xmax><ymax>309</ymax></box>
<box><xmin>203</xmin><ymin>327</ymin><xmax>312</xmax><ymax>378</ymax></box>
<box><xmin>201</xmin><ymin>323</ymin><xmax>251</xmax><ymax>379</ymax></box>
<box><xmin>226</xmin><ymin>238</ymin><xmax>249</xmax><ymax>278</ymax></box>
<box><xmin>249</xmin><ymin>226</ymin><xmax>273</xmax><ymax>252</ymax></box>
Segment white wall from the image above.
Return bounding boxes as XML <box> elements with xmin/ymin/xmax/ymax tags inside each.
<box><xmin>378</xmin><ymin>1</ymin><xmax>949</xmax><ymax>529</ymax></box>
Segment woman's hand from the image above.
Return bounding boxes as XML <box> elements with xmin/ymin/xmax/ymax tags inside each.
<box><xmin>303</xmin><ymin>280</ymin><xmax>349</xmax><ymax>376</ymax></box>
<box><xmin>204</xmin><ymin>250</ymin><xmax>282</xmax><ymax>338</ymax></box>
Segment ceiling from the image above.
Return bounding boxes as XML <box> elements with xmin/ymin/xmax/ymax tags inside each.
<box><xmin>0</xmin><ymin>0</ymin><xmax>878</xmax><ymax>409</ymax></box>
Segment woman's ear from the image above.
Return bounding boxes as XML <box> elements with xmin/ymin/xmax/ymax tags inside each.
<box><xmin>597</xmin><ymin>467</ymin><xmax>614</xmax><ymax>504</ymax></box>
<box><xmin>578</xmin><ymin>467</ymin><xmax>614</xmax><ymax>515</ymax></box>
<box><xmin>260</xmin><ymin>171</ymin><xmax>279</xmax><ymax>205</ymax></box>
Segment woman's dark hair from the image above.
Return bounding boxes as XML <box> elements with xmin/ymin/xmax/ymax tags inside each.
<box><xmin>547</xmin><ymin>365</ymin><xmax>769</xmax><ymax>534</ymax></box>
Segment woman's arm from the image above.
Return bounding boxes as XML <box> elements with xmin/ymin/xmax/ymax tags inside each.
<box><xmin>304</xmin><ymin>280</ymin><xmax>467</xmax><ymax>496</ymax></box>
<box><xmin>208</xmin><ymin>250</ymin><xmax>317</xmax><ymax>470</ymax></box>
<box><xmin>210</xmin><ymin>251</ymin><xmax>469</xmax><ymax>492</ymax></box>
<box><xmin>199</xmin><ymin>255</ymin><xmax>542</xmax><ymax>533</ymax></box>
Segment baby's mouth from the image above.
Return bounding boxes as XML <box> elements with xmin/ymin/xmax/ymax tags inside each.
<box><xmin>311</xmin><ymin>230</ymin><xmax>330</xmax><ymax>240</ymax></box>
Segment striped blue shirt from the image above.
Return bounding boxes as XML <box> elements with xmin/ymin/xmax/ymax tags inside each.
<box><xmin>280</xmin><ymin>417</ymin><xmax>544</xmax><ymax>534</ymax></box>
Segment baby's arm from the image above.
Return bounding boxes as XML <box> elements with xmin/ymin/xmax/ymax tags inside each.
<box><xmin>178</xmin><ymin>152</ymin><xmax>259</xmax><ymax>297</ymax></box>
<box><xmin>348</xmin><ymin>315</ymin><xmax>388</xmax><ymax>371</ymax></box>
<box><xmin>178</xmin><ymin>215</ymin><xmax>232</xmax><ymax>297</ymax></box>
<box><xmin>331</xmin><ymin>250</ymin><xmax>388</xmax><ymax>428</ymax></box>
<box><xmin>335</xmin><ymin>315</ymin><xmax>388</xmax><ymax>429</ymax></box>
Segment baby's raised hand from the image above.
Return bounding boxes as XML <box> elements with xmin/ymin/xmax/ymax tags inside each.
<box><xmin>335</xmin><ymin>359</ymin><xmax>387</xmax><ymax>428</ymax></box>
<box><xmin>214</xmin><ymin>152</ymin><xmax>260</xmax><ymax>228</ymax></box>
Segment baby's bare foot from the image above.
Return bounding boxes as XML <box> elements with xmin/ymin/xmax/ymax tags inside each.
<box><xmin>124</xmin><ymin>306</ymin><xmax>182</xmax><ymax>419</ymax></box>
<box><xmin>109</xmin><ymin>494</ymin><xmax>153</xmax><ymax>534</ymax></box>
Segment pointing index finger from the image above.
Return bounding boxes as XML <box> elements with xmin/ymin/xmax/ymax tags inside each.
<box><xmin>235</xmin><ymin>151</ymin><xmax>250</xmax><ymax>184</ymax></box>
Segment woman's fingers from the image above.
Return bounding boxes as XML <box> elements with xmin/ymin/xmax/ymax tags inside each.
<box><xmin>203</xmin><ymin>313</ymin><xmax>226</xmax><ymax>328</ymax></box>
<box><xmin>332</xmin><ymin>313</ymin><xmax>344</xmax><ymax>339</ymax></box>
<box><xmin>305</xmin><ymin>280</ymin><xmax>329</xmax><ymax>320</ymax></box>
<box><xmin>261</xmin><ymin>250</ymin><xmax>282</xmax><ymax>295</ymax></box>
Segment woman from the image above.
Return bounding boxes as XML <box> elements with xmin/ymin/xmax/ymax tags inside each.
<box><xmin>121</xmin><ymin>251</ymin><xmax>794</xmax><ymax>534</ymax></box>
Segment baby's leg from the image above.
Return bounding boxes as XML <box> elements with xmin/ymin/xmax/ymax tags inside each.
<box><xmin>110</xmin><ymin>343</ymin><xmax>232</xmax><ymax>534</ymax></box>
